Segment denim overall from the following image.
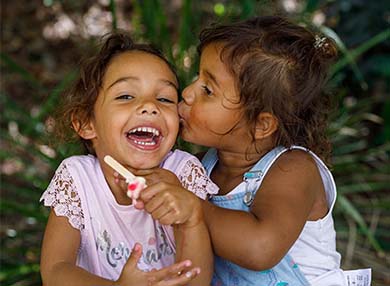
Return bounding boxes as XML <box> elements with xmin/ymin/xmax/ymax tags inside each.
<box><xmin>202</xmin><ymin>147</ymin><xmax>310</xmax><ymax>286</ymax></box>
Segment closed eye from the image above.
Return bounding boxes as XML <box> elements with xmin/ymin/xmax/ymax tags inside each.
<box><xmin>157</xmin><ymin>97</ymin><xmax>177</xmax><ymax>104</ymax></box>
<box><xmin>116</xmin><ymin>94</ymin><xmax>134</xmax><ymax>100</ymax></box>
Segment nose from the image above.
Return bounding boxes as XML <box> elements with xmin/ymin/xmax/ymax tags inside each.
<box><xmin>181</xmin><ymin>85</ymin><xmax>195</xmax><ymax>105</ymax></box>
<box><xmin>137</xmin><ymin>100</ymin><xmax>159</xmax><ymax>115</ymax></box>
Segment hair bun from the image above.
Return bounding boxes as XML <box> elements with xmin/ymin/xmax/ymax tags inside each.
<box><xmin>314</xmin><ymin>35</ymin><xmax>338</xmax><ymax>60</ymax></box>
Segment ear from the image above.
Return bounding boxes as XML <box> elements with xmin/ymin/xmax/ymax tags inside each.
<box><xmin>254</xmin><ymin>112</ymin><xmax>278</xmax><ymax>140</ymax></box>
<box><xmin>72</xmin><ymin>117</ymin><xmax>97</xmax><ymax>140</ymax></box>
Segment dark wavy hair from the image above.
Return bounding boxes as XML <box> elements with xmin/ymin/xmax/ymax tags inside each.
<box><xmin>53</xmin><ymin>31</ymin><xmax>178</xmax><ymax>154</ymax></box>
<box><xmin>198</xmin><ymin>16</ymin><xmax>338</xmax><ymax>163</ymax></box>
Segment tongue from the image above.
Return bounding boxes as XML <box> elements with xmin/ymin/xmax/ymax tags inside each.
<box><xmin>128</xmin><ymin>132</ymin><xmax>155</xmax><ymax>143</ymax></box>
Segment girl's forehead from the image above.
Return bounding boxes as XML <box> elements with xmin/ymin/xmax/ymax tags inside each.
<box><xmin>109</xmin><ymin>51</ymin><xmax>170</xmax><ymax>71</ymax></box>
<box><xmin>200</xmin><ymin>44</ymin><xmax>234</xmax><ymax>83</ymax></box>
<box><xmin>200</xmin><ymin>43</ymin><xmax>223</xmax><ymax>63</ymax></box>
<box><xmin>104</xmin><ymin>51</ymin><xmax>178</xmax><ymax>87</ymax></box>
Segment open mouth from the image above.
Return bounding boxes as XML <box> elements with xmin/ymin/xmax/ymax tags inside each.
<box><xmin>126</xmin><ymin>126</ymin><xmax>162</xmax><ymax>149</ymax></box>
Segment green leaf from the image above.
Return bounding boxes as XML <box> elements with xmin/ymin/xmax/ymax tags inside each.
<box><xmin>109</xmin><ymin>0</ymin><xmax>118</xmax><ymax>31</ymax></box>
<box><xmin>330</xmin><ymin>28</ymin><xmax>390</xmax><ymax>83</ymax></box>
<box><xmin>1</xmin><ymin>200</ymin><xmax>47</xmax><ymax>222</ymax></box>
<box><xmin>338</xmin><ymin>182</ymin><xmax>390</xmax><ymax>194</ymax></box>
<box><xmin>321</xmin><ymin>26</ymin><xmax>368</xmax><ymax>90</ymax></box>
<box><xmin>303</xmin><ymin>0</ymin><xmax>320</xmax><ymax>14</ymax></box>
<box><xmin>0</xmin><ymin>52</ymin><xmax>45</xmax><ymax>92</ymax></box>
<box><xmin>35</xmin><ymin>69</ymin><xmax>78</xmax><ymax>121</ymax></box>
<box><xmin>337</xmin><ymin>195</ymin><xmax>383</xmax><ymax>252</ymax></box>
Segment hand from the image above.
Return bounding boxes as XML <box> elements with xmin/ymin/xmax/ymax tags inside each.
<box><xmin>114</xmin><ymin>167</ymin><xmax>203</xmax><ymax>227</ymax></box>
<box><xmin>134</xmin><ymin>168</ymin><xmax>204</xmax><ymax>227</ymax></box>
<box><xmin>113</xmin><ymin>168</ymin><xmax>181</xmax><ymax>209</ymax></box>
<box><xmin>113</xmin><ymin>166</ymin><xmax>179</xmax><ymax>201</ymax></box>
<box><xmin>116</xmin><ymin>243</ymin><xmax>200</xmax><ymax>286</ymax></box>
<box><xmin>133</xmin><ymin>167</ymin><xmax>182</xmax><ymax>187</ymax></box>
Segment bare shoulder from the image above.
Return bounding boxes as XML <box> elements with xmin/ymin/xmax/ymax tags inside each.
<box><xmin>257</xmin><ymin>148</ymin><xmax>322</xmax><ymax>206</ymax></box>
<box><xmin>249</xmin><ymin>148</ymin><xmax>325</xmax><ymax>252</ymax></box>
<box><xmin>258</xmin><ymin>148</ymin><xmax>328</xmax><ymax>220</ymax></box>
<box><xmin>272</xmin><ymin>148</ymin><xmax>319</xmax><ymax>176</ymax></box>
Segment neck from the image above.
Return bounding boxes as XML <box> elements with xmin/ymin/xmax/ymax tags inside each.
<box><xmin>211</xmin><ymin>148</ymin><xmax>268</xmax><ymax>195</ymax></box>
<box><xmin>96</xmin><ymin>155</ymin><xmax>133</xmax><ymax>206</ymax></box>
<box><xmin>217</xmin><ymin>150</ymin><xmax>260</xmax><ymax>174</ymax></box>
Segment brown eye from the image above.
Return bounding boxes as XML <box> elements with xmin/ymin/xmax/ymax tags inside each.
<box><xmin>201</xmin><ymin>85</ymin><xmax>212</xmax><ymax>96</ymax></box>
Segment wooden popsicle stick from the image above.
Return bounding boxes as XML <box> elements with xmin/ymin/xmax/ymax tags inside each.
<box><xmin>103</xmin><ymin>155</ymin><xmax>136</xmax><ymax>181</ymax></box>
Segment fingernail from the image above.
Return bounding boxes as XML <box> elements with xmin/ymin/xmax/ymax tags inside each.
<box><xmin>185</xmin><ymin>271</ymin><xmax>192</xmax><ymax>278</ymax></box>
<box><xmin>195</xmin><ymin>267</ymin><xmax>201</xmax><ymax>275</ymax></box>
<box><xmin>134</xmin><ymin>243</ymin><xmax>141</xmax><ymax>251</ymax></box>
<box><xmin>184</xmin><ymin>260</ymin><xmax>192</xmax><ymax>267</ymax></box>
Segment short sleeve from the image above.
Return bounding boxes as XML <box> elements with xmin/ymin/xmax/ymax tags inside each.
<box><xmin>177</xmin><ymin>157</ymin><xmax>219</xmax><ymax>200</ymax></box>
<box><xmin>40</xmin><ymin>161</ymin><xmax>85</xmax><ymax>230</ymax></box>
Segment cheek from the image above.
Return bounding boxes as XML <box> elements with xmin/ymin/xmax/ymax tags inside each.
<box><xmin>165</xmin><ymin>111</ymin><xmax>180</xmax><ymax>137</ymax></box>
<box><xmin>168</xmin><ymin>108</ymin><xmax>180</xmax><ymax>126</ymax></box>
<box><xmin>101</xmin><ymin>114</ymin><xmax>120</xmax><ymax>130</ymax></box>
<box><xmin>169</xmin><ymin>120</ymin><xmax>180</xmax><ymax>136</ymax></box>
<box><xmin>189</xmin><ymin>105</ymin><xmax>208</xmax><ymax>125</ymax></box>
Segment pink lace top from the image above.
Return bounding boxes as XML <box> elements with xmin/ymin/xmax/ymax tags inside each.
<box><xmin>40</xmin><ymin>150</ymin><xmax>218</xmax><ymax>281</ymax></box>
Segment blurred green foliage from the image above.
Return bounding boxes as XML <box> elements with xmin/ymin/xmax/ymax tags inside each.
<box><xmin>1</xmin><ymin>0</ymin><xmax>389</xmax><ymax>285</ymax></box>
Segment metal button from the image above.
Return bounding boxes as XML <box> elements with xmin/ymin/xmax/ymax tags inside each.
<box><xmin>243</xmin><ymin>191</ymin><xmax>254</xmax><ymax>206</ymax></box>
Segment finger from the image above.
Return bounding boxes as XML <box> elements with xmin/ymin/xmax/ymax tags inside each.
<box><xmin>113</xmin><ymin>172</ymin><xmax>128</xmax><ymax>193</ymax></box>
<box><xmin>114</xmin><ymin>171</ymin><xmax>127</xmax><ymax>181</ymax></box>
<box><xmin>134</xmin><ymin>200</ymin><xmax>145</xmax><ymax>210</ymax></box>
<box><xmin>143</xmin><ymin>192</ymin><xmax>168</xmax><ymax>213</ymax></box>
<box><xmin>157</xmin><ymin>213</ymin><xmax>179</xmax><ymax>225</ymax></box>
<box><xmin>142</xmin><ymin>189</ymin><xmax>185</xmax><ymax>223</ymax></box>
<box><xmin>151</xmin><ymin>207</ymin><xmax>178</xmax><ymax>225</ymax></box>
<box><xmin>139</xmin><ymin>183</ymin><xmax>170</xmax><ymax>202</ymax></box>
<box><xmin>142</xmin><ymin>173</ymin><xmax>167</xmax><ymax>186</ymax></box>
<box><xmin>123</xmin><ymin>243</ymin><xmax>142</xmax><ymax>270</ymax></box>
<box><xmin>145</xmin><ymin>196</ymin><xmax>175</xmax><ymax>221</ymax></box>
<box><xmin>149</xmin><ymin>260</ymin><xmax>192</xmax><ymax>281</ymax></box>
<box><xmin>143</xmin><ymin>182</ymin><xmax>184</xmax><ymax>205</ymax></box>
<box><xmin>157</xmin><ymin>268</ymin><xmax>201</xmax><ymax>286</ymax></box>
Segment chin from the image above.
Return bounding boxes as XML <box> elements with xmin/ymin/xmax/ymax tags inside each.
<box><xmin>131</xmin><ymin>157</ymin><xmax>162</xmax><ymax>170</ymax></box>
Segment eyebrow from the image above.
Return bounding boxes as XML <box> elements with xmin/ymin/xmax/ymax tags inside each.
<box><xmin>106</xmin><ymin>76</ymin><xmax>138</xmax><ymax>90</ymax></box>
<box><xmin>161</xmin><ymin>79</ymin><xmax>179</xmax><ymax>90</ymax></box>
<box><xmin>204</xmin><ymin>70</ymin><xmax>220</xmax><ymax>89</ymax></box>
<box><xmin>106</xmin><ymin>76</ymin><xmax>178</xmax><ymax>91</ymax></box>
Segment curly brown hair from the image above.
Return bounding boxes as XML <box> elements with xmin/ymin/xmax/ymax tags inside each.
<box><xmin>53</xmin><ymin>31</ymin><xmax>178</xmax><ymax>154</ymax></box>
<box><xmin>198</xmin><ymin>16</ymin><xmax>338</xmax><ymax>163</ymax></box>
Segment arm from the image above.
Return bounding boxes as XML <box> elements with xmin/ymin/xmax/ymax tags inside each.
<box><xmin>135</xmin><ymin>168</ymin><xmax>213</xmax><ymax>286</ymax></box>
<box><xmin>173</xmin><ymin>200</ymin><xmax>213</xmax><ymax>286</ymax></box>
<box><xmin>40</xmin><ymin>210</ymin><xmax>115</xmax><ymax>286</ymax></box>
<box><xmin>203</xmin><ymin>150</ymin><xmax>325</xmax><ymax>270</ymax></box>
<box><xmin>41</xmin><ymin>210</ymin><xmax>200</xmax><ymax>286</ymax></box>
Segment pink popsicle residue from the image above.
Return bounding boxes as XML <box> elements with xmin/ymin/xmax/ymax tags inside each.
<box><xmin>126</xmin><ymin>177</ymin><xmax>146</xmax><ymax>204</ymax></box>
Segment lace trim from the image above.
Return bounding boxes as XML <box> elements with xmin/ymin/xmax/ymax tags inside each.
<box><xmin>178</xmin><ymin>159</ymin><xmax>219</xmax><ymax>199</ymax></box>
<box><xmin>41</xmin><ymin>163</ymin><xmax>85</xmax><ymax>230</ymax></box>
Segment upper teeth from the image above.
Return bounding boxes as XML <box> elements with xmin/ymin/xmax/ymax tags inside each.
<box><xmin>129</xmin><ymin>127</ymin><xmax>160</xmax><ymax>136</ymax></box>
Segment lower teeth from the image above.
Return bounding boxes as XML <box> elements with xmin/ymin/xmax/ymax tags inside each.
<box><xmin>134</xmin><ymin>140</ymin><xmax>156</xmax><ymax>146</ymax></box>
